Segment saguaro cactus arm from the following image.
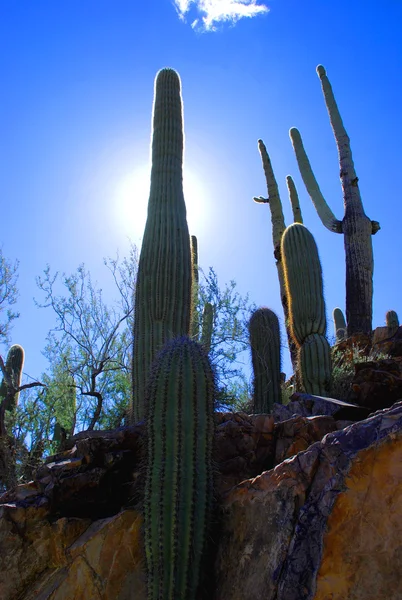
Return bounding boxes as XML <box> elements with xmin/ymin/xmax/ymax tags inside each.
<box><xmin>316</xmin><ymin>65</ymin><xmax>380</xmax><ymax>235</ymax></box>
<box><xmin>253</xmin><ymin>139</ymin><xmax>286</xmax><ymax>250</ymax></box>
<box><xmin>286</xmin><ymin>175</ymin><xmax>303</xmax><ymax>224</ymax></box>
<box><xmin>289</xmin><ymin>127</ymin><xmax>343</xmax><ymax>233</ymax></box>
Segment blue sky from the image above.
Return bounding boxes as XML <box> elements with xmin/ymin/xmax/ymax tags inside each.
<box><xmin>1</xmin><ymin>0</ymin><xmax>402</xmax><ymax>383</ymax></box>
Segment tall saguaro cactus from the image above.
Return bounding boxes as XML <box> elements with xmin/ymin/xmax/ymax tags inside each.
<box><xmin>281</xmin><ymin>223</ymin><xmax>332</xmax><ymax>395</ymax></box>
<box><xmin>290</xmin><ymin>65</ymin><xmax>380</xmax><ymax>337</ymax></box>
<box><xmin>144</xmin><ymin>336</ymin><xmax>214</xmax><ymax>600</ymax></box>
<box><xmin>249</xmin><ymin>307</ymin><xmax>281</xmax><ymax>412</ymax></box>
<box><xmin>131</xmin><ymin>68</ymin><xmax>192</xmax><ymax>423</ymax></box>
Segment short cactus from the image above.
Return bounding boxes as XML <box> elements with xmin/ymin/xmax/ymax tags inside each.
<box><xmin>385</xmin><ymin>310</ymin><xmax>399</xmax><ymax>336</ymax></box>
<box><xmin>131</xmin><ymin>68</ymin><xmax>192</xmax><ymax>423</ymax></box>
<box><xmin>249</xmin><ymin>307</ymin><xmax>281</xmax><ymax>412</ymax></box>
<box><xmin>281</xmin><ymin>223</ymin><xmax>331</xmax><ymax>395</ymax></box>
<box><xmin>0</xmin><ymin>344</ymin><xmax>25</xmax><ymax>411</ymax></box>
<box><xmin>144</xmin><ymin>336</ymin><xmax>214</xmax><ymax>600</ymax></box>
<box><xmin>333</xmin><ymin>307</ymin><xmax>347</xmax><ymax>342</ymax></box>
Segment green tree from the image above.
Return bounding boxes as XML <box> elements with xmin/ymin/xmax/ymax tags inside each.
<box><xmin>196</xmin><ymin>267</ymin><xmax>255</xmax><ymax>408</ymax></box>
<box><xmin>36</xmin><ymin>245</ymin><xmax>138</xmax><ymax>432</ymax></box>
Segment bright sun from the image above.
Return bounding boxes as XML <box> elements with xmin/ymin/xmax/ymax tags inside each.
<box><xmin>114</xmin><ymin>165</ymin><xmax>209</xmax><ymax>241</ymax></box>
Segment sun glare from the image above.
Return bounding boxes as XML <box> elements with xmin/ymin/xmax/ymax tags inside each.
<box><xmin>114</xmin><ymin>165</ymin><xmax>209</xmax><ymax>241</ymax></box>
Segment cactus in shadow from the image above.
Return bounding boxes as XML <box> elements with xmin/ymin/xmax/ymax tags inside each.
<box><xmin>144</xmin><ymin>336</ymin><xmax>214</xmax><ymax>600</ymax></box>
<box><xmin>253</xmin><ymin>140</ymin><xmax>303</xmax><ymax>371</ymax></box>
<box><xmin>190</xmin><ymin>235</ymin><xmax>200</xmax><ymax>340</ymax></box>
<box><xmin>249</xmin><ymin>307</ymin><xmax>281</xmax><ymax>412</ymax></box>
<box><xmin>200</xmin><ymin>301</ymin><xmax>214</xmax><ymax>354</ymax></box>
<box><xmin>0</xmin><ymin>344</ymin><xmax>25</xmax><ymax>411</ymax></box>
<box><xmin>131</xmin><ymin>68</ymin><xmax>192</xmax><ymax>423</ymax></box>
<box><xmin>386</xmin><ymin>310</ymin><xmax>399</xmax><ymax>337</ymax></box>
<box><xmin>289</xmin><ymin>65</ymin><xmax>380</xmax><ymax>337</ymax></box>
<box><xmin>281</xmin><ymin>223</ymin><xmax>331</xmax><ymax>395</ymax></box>
<box><xmin>333</xmin><ymin>307</ymin><xmax>347</xmax><ymax>342</ymax></box>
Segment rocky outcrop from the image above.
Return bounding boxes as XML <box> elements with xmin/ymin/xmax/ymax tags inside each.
<box><xmin>1</xmin><ymin>403</ymin><xmax>402</xmax><ymax>599</ymax></box>
<box><xmin>215</xmin><ymin>401</ymin><xmax>402</xmax><ymax>600</ymax></box>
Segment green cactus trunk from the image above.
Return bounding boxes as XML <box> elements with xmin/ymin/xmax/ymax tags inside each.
<box><xmin>144</xmin><ymin>336</ymin><xmax>214</xmax><ymax>600</ymax></box>
<box><xmin>281</xmin><ymin>223</ymin><xmax>331</xmax><ymax>395</ymax></box>
<box><xmin>131</xmin><ymin>68</ymin><xmax>192</xmax><ymax>423</ymax></box>
<box><xmin>333</xmin><ymin>307</ymin><xmax>347</xmax><ymax>342</ymax></box>
<box><xmin>0</xmin><ymin>344</ymin><xmax>25</xmax><ymax>411</ymax></box>
<box><xmin>249</xmin><ymin>307</ymin><xmax>281</xmax><ymax>412</ymax></box>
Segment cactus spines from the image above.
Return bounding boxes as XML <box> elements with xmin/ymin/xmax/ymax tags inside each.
<box><xmin>144</xmin><ymin>336</ymin><xmax>214</xmax><ymax>600</ymax></box>
<box><xmin>281</xmin><ymin>223</ymin><xmax>331</xmax><ymax>394</ymax></box>
<box><xmin>333</xmin><ymin>307</ymin><xmax>347</xmax><ymax>342</ymax></box>
<box><xmin>289</xmin><ymin>65</ymin><xmax>380</xmax><ymax>337</ymax></box>
<box><xmin>385</xmin><ymin>310</ymin><xmax>399</xmax><ymax>336</ymax></box>
<box><xmin>249</xmin><ymin>307</ymin><xmax>281</xmax><ymax>412</ymax></box>
<box><xmin>286</xmin><ymin>175</ymin><xmax>303</xmax><ymax>224</ymax></box>
<box><xmin>0</xmin><ymin>344</ymin><xmax>25</xmax><ymax>411</ymax></box>
<box><xmin>298</xmin><ymin>334</ymin><xmax>332</xmax><ymax>395</ymax></box>
<box><xmin>131</xmin><ymin>68</ymin><xmax>192</xmax><ymax>423</ymax></box>
<box><xmin>200</xmin><ymin>302</ymin><xmax>214</xmax><ymax>354</ymax></box>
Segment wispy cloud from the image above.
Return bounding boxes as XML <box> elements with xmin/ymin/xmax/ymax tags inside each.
<box><xmin>174</xmin><ymin>0</ymin><xmax>269</xmax><ymax>31</ymax></box>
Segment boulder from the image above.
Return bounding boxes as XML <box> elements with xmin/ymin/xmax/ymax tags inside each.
<box><xmin>347</xmin><ymin>359</ymin><xmax>402</xmax><ymax>411</ymax></box>
<box><xmin>273</xmin><ymin>393</ymin><xmax>371</xmax><ymax>422</ymax></box>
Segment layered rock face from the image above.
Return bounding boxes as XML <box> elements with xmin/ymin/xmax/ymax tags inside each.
<box><xmin>215</xmin><ymin>402</ymin><xmax>402</xmax><ymax>600</ymax></box>
<box><xmin>1</xmin><ymin>404</ymin><xmax>402</xmax><ymax>599</ymax></box>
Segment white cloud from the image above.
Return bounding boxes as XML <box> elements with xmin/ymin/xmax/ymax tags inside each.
<box><xmin>173</xmin><ymin>0</ymin><xmax>269</xmax><ymax>31</ymax></box>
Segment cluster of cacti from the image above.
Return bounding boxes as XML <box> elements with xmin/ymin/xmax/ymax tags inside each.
<box><xmin>289</xmin><ymin>65</ymin><xmax>380</xmax><ymax>337</ymax></box>
<box><xmin>249</xmin><ymin>307</ymin><xmax>281</xmax><ymax>412</ymax></box>
<box><xmin>333</xmin><ymin>307</ymin><xmax>347</xmax><ymax>342</ymax></box>
<box><xmin>131</xmin><ymin>68</ymin><xmax>192</xmax><ymax>423</ymax></box>
<box><xmin>0</xmin><ymin>344</ymin><xmax>24</xmax><ymax>411</ymax></box>
<box><xmin>144</xmin><ymin>336</ymin><xmax>214</xmax><ymax>600</ymax></box>
<box><xmin>281</xmin><ymin>223</ymin><xmax>332</xmax><ymax>395</ymax></box>
<box><xmin>253</xmin><ymin>140</ymin><xmax>302</xmax><ymax>371</ymax></box>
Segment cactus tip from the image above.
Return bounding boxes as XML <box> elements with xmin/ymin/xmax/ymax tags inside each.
<box><xmin>289</xmin><ymin>127</ymin><xmax>300</xmax><ymax>141</ymax></box>
<box><xmin>316</xmin><ymin>65</ymin><xmax>326</xmax><ymax>77</ymax></box>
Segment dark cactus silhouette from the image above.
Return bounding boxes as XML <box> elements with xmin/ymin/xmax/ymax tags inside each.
<box><xmin>0</xmin><ymin>344</ymin><xmax>25</xmax><ymax>411</ymax></box>
<box><xmin>385</xmin><ymin>310</ymin><xmax>399</xmax><ymax>337</ymax></box>
<box><xmin>249</xmin><ymin>307</ymin><xmax>281</xmax><ymax>412</ymax></box>
<box><xmin>333</xmin><ymin>307</ymin><xmax>347</xmax><ymax>342</ymax></box>
<box><xmin>290</xmin><ymin>65</ymin><xmax>380</xmax><ymax>337</ymax></box>
<box><xmin>131</xmin><ymin>68</ymin><xmax>192</xmax><ymax>423</ymax></box>
<box><xmin>281</xmin><ymin>223</ymin><xmax>332</xmax><ymax>395</ymax></box>
<box><xmin>200</xmin><ymin>301</ymin><xmax>214</xmax><ymax>354</ymax></box>
<box><xmin>144</xmin><ymin>336</ymin><xmax>214</xmax><ymax>600</ymax></box>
